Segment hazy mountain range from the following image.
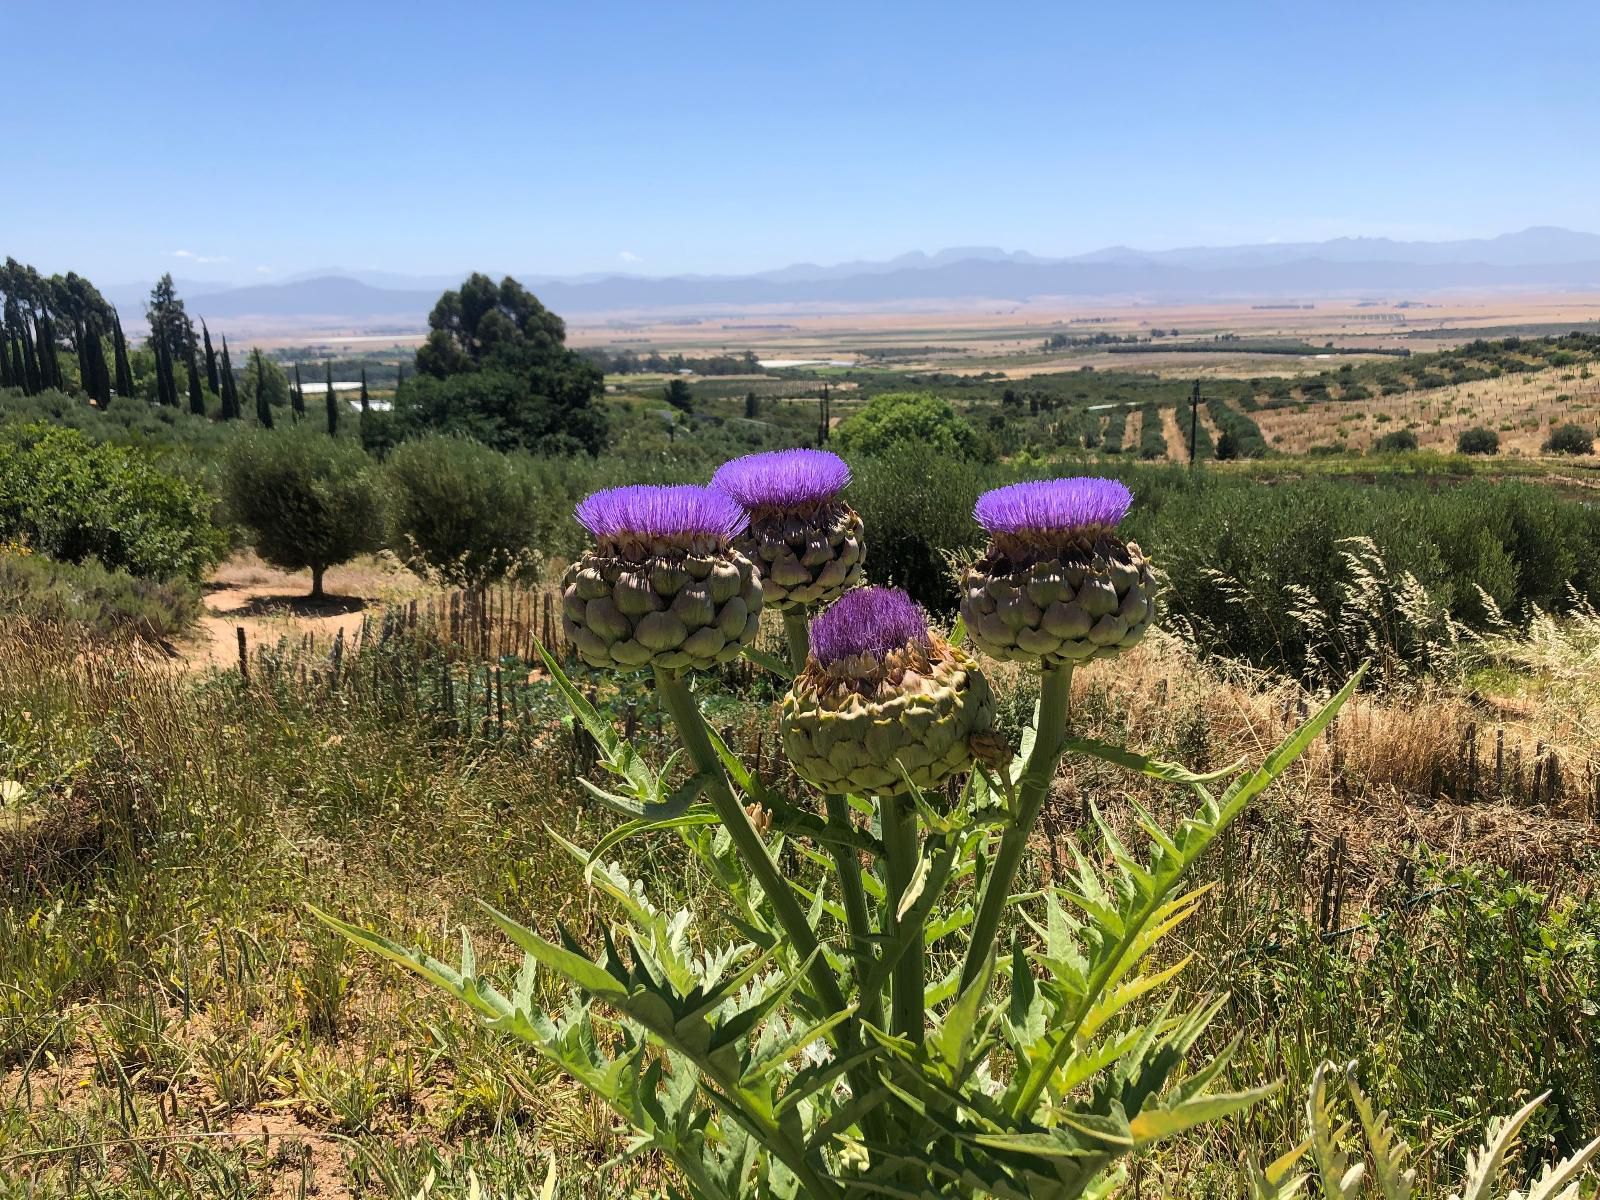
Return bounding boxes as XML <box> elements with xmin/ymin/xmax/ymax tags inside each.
<box><xmin>105</xmin><ymin>227</ymin><xmax>1600</xmax><ymax>326</ymax></box>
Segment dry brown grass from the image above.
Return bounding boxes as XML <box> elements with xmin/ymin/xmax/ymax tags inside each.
<box><xmin>1256</xmin><ymin>363</ymin><xmax>1600</xmax><ymax>455</ymax></box>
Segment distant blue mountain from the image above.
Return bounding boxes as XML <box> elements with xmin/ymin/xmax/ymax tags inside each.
<box><xmin>110</xmin><ymin>228</ymin><xmax>1600</xmax><ymax>325</ymax></box>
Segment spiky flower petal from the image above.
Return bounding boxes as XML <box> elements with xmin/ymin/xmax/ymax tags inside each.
<box><xmin>712</xmin><ymin>450</ymin><xmax>864</xmax><ymax>611</ymax></box>
<box><xmin>563</xmin><ymin>485</ymin><xmax>762</xmax><ymax>672</ymax></box>
<box><xmin>961</xmin><ymin>477</ymin><xmax>1155</xmax><ymax>666</ymax></box>
<box><xmin>782</xmin><ymin>587</ymin><xmax>993</xmax><ymax>795</ymax></box>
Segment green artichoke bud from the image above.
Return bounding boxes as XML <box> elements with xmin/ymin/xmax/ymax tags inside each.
<box><xmin>782</xmin><ymin>587</ymin><xmax>994</xmax><ymax>795</ymax></box>
<box><xmin>960</xmin><ymin>478</ymin><xmax>1155</xmax><ymax>666</ymax></box>
<box><xmin>711</xmin><ymin>449</ymin><xmax>864</xmax><ymax>610</ymax></box>
<box><xmin>562</xmin><ymin>486</ymin><xmax>763</xmax><ymax>672</ymax></box>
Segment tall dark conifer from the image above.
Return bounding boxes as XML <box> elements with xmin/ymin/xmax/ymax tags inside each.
<box><xmin>187</xmin><ymin>343</ymin><xmax>206</xmax><ymax>415</ymax></box>
<box><xmin>112</xmin><ymin>310</ymin><xmax>134</xmax><ymax>398</ymax></box>
<box><xmin>9</xmin><ymin>337</ymin><xmax>25</xmax><ymax>394</ymax></box>
<box><xmin>219</xmin><ymin>335</ymin><xmax>238</xmax><ymax>419</ymax></box>
<box><xmin>74</xmin><ymin>319</ymin><xmax>91</xmax><ymax>395</ymax></box>
<box><xmin>202</xmin><ymin>320</ymin><xmax>220</xmax><ymax>395</ymax></box>
<box><xmin>85</xmin><ymin>319</ymin><xmax>112</xmax><ymax>406</ymax></box>
<box><xmin>359</xmin><ymin>366</ymin><xmax>369</xmax><ymax>412</ymax></box>
<box><xmin>36</xmin><ymin>313</ymin><xmax>62</xmax><ymax>391</ymax></box>
<box><xmin>324</xmin><ymin>361</ymin><xmax>338</xmax><ymax>435</ymax></box>
<box><xmin>253</xmin><ymin>349</ymin><xmax>274</xmax><ymax>428</ymax></box>
<box><xmin>21</xmin><ymin>318</ymin><xmax>41</xmax><ymax>394</ymax></box>
<box><xmin>291</xmin><ymin>362</ymin><xmax>306</xmax><ymax>420</ymax></box>
<box><xmin>0</xmin><ymin>330</ymin><xmax>11</xmax><ymax>389</ymax></box>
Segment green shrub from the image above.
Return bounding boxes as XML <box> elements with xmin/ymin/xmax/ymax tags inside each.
<box><xmin>1138</xmin><ymin>402</ymin><xmax>1168</xmax><ymax>459</ymax></box>
<box><xmin>0</xmin><ymin>550</ymin><xmax>199</xmax><ymax>640</ymax></box>
<box><xmin>832</xmin><ymin>392</ymin><xmax>986</xmax><ymax>460</ymax></box>
<box><xmin>1374</xmin><ymin>429</ymin><xmax>1419</xmax><ymax>453</ymax></box>
<box><xmin>384</xmin><ymin>436</ymin><xmax>544</xmax><ymax>586</ymax></box>
<box><xmin>1544</xmin><ymin>423</ymin><xmax>1594</xmax><ymax>455</ymax></box>
<box><xmin>847</xmin><ymin>443</ymin><xmax>985</xmax><ymax>612</ymax></box>
<box><xmin>1456</xmin><ymin>426</ymin><xmax>1500</xmax><ymax>455</ymax></box>
<box><xmin>0</xmin><ymin>424</ymin><xmax>223</xmax><ymax>579</ymax></box>
<box><xmin>1205</xmin><ymin>397</ymin><xmax>1267</xmax><ymax>457</ymax></box>
<box><xmin>223</xmin><ymin>431</ymin><xmax>383</xmax><ymax>597</ymax></box>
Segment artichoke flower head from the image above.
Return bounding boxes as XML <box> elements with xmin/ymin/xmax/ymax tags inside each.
<box><xmin>782</xmin><ymin>586</ymin><xmax>994</xmax><ymax>796</ymax></box>
<box><xmin>711</xmin><ymin>449</ymin><xmax>864</xmax><ymax>610</ymax></box>
<box><xmin>961</xmin><ymin>477</ymin><xmax>1155</xmax><ymax>666</ymax></box>
<box><xmin>562</xmin><ymin>485</ymin><xmax>763</xmax><ymax>671</ymax></box>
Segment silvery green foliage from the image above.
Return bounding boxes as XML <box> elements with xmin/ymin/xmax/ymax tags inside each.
<box><xmin>1250</xmin><ymin>1062</ymin><xmax>1600</xmax><ymax>1200</ymax></box>
<box><xmin>319</xmin><ymin>634</ymin><xmax>1373</xmax><ymax>1199</ymax></box>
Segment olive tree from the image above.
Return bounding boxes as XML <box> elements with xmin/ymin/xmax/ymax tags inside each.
<box><xmin>223</xmin><ymin>430</ymin><xmax>382</xmax><ymax>598</ymax></box>
<box><xmin>383</xmin><ymin>435</ymin><xmax>543</xmax><ymax>586</ymax></box>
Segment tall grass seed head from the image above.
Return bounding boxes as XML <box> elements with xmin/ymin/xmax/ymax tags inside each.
<box><xmin>962</xmin><ymin>477</ymin><xmax>1155</xmax><ymax>666</ymax></box>
<box><xmin>563</xmin><ymin>485</ymin><xmax>763</xmax><ymax>671</ymax></box>
<box><xmin>782</xmin><ymin>586</ymin><xmax>994</xmax><ymax>795</ymax></box>
<box><xmin>711</xmin><ymin>449</ymin><xmax>865</xmax><ymax>610</ymax></box>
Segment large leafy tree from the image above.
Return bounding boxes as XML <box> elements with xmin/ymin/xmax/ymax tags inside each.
<box><xmin>223</xmin><ymin>430</ymin><xmax>382</xmax><ymax>598</ymax></box>
<box><xmin>394</xmin><ymin>274</ymin><xmax>607</xmax><ymax>454</ymax></box>
<box><xmin>144</xmin><ymin>274</ymin><xmax>194</xmax><ymax>382</ymax></box>
<box><xmin>832</xmin><ymin>391</ymin><xmax>988</xmax><ymax>460</ymax></box>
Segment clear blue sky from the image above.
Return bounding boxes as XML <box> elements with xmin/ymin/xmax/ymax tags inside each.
<box><xmin>7</xmin><ymin>0</ymin><xmax>1597</xmax><ymax>284</ymax></box>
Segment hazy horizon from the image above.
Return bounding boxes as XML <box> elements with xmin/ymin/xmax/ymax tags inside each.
<box><xmin>8</xmin><ymin>0</ymin><xmax>1599</xmax><ymax>286</ymax></box>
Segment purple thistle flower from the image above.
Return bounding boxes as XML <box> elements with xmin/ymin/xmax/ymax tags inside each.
<box><xmin>711</xmin><ymin>449</ymin><xmax>851</xmax><ymax>511</ymax></box>
<box><xmin>575</xmin><ymin>485</ymin><xmax>747</xmax><ymax>545</ymax></box>
<box><xmin>973</xmin><ymin>477</ymin><xmax>1133</xmax><ymax>538</ymax></box>
<box><xmin>809</xmin><ymin>586</ymin><xmax>929</xmax><ymax>665</ymax></box>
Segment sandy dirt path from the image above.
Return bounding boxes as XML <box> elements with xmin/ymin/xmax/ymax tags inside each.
<box><xmin>181</xmin><ymin>553</ymin><xmax>429</xmax><ymax>671</ymax></box>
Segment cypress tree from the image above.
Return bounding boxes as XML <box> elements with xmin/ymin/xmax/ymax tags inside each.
<box><xmin>744</xmin><ymin>389</ymin><xmax>758</xmax><ymax>419</ymax></box>
<box><xmin>112</xmin><ymin>310</ymin><xmax>134</xmax><ymax>399</ymax></box>
<box><xmin>74</xmin><ymin>318</ymin><xmax>90</xmax><ymax>396</ymax></box>
<box><xmin>85</xmin><ymin>319</ymin><xmax>112</xmax><ymax>406</ymax></box>
<box><xmin>9</xmin><ymin>337</ymin><xmax>25</xmax><ymax>395</ymax></box>
<box><xmin>202</xmin><ymin>320</ymin><xmax>220</xmax><ymax>394</ymax></box>
<box><xmin>359</xmin><ymin>366</ymin><xmax>369</xmax><ymax>413</ymax></box>
<box><xmin>254</xmin><ymin>349</ymin><xmax>274</xmax><ymax>428</ymax></box>
<box><xmin>292</xmin><ymin>362</ymin><xmax>306</xmax><ymax>420</ymax></box>
<box><xmin>395</xmin><ymin>363</ymin><xmax>404</xmax><ymax>395</ymax></box>
<box><xmin>21</xmin><ymin>317</ymin><xmax>41</xmax><ymax>394</ymax></box>
<box><xmin>0</xmin><ymin>329</ymin><xmax>11</xmax><ymax>389</ymax></box>
<box><xmin>35</xmin><ymin>313</ymin><xmax>59</xmax><ymax>390</ymax></box>
<box><xmin>219</xmin><ymin>336</ymin><xmax>238</xmax><ymax>419</ymax></box>
<box><xmin>325</xmin><ymin>360</ymin><xmax>338</xmax><ymax>435</ymax></box>
<box><xmin>187</xmin><ymin>342</ymin><xmax>206</xmax><ymax>415</ymax></box>
<box><xmin>154</xmin><ymin>337</ymin><xmax>170</xmax><ymax>405</ymax></box>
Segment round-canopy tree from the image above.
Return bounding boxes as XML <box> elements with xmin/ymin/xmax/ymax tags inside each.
<box><xmin>831</xmin><ymin>391</ymin><xmax>986</xmax><ymax>460</ymax></box>
<box><xmin>398</xmin><ymin>274</ymin><xmax>608</xmax><ymax>455</ymax></box>
<box><xmin>223</xmin><ymin>431</ymin><xmax>382</xmax><ymax>598</ymax></box>
<box><xmin>1544</xmin><ymin>423</ymin><xmax>1594</xmax><ymax>455</ymax></box>
<box><xmin>1456</xmin><ymin>426</ymin><xmax>1500</xmax><ymax>455</ymax></box>
<box><xmin>384</xmin><ymin>435</ymin><xmax>543</xmax><ymax>587</ymax></box>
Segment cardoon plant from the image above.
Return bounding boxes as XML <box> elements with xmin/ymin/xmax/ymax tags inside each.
<box><xmin>319</xmin><ymin>471</ymin><xmax>1363</xmax><ymax>1198</ymax></box>
<box><xmin>711</xmin><ymin>449</ymin><xmax>864</xmax><ymax>666</ymax></box>
<box><xmin>561</xmin><ymin>485</ymin><xmax>762</xmax><ymax>671</ymax></box>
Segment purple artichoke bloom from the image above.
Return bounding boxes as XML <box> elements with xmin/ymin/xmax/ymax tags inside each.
<box><xmin>961</xmin><ymin>476</ymin><xmax>1155</xmax><ymax>667</ymax></box>
<box><xmin>563</xmin><ymin>485</ymin><xmax>762</xmax><ymax>672</ymax></box>
<box><xmin>784</xmin><ymin>585</ymin><xmax>994</xmax><ymax>794</ymax></box>
<box><xmin>712</xmin><ymin>449</ymin><xmax>851</xmax><ymax>513</ymax></box>
<box><xmin>574</xmin><ymin>485</ymin><xmax>747</xmax><ymax>549</ymax></box>
<box><xmin>711</xmin><ymin>449</ymin><xmax>865</xmax><ymax>611</ymax></box>
<box><xmin>973</xmin><ymin>477</ymin><xmax>1133</xmax><ymax>539</ymax></box>
<box><xmin>809</xmin><ymin>586</ymin><xmax>929</xmax><ymax>666</ymax></box>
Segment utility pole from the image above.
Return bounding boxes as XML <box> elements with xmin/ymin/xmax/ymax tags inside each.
<box><xmin>1188</xmin><ymin>379</ymin><xmax>1201</xmax><ymax>468</ymax></box>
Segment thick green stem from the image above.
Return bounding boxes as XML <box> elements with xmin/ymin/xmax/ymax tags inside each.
<box><xmin>653</xmin><ymin>666</ymin><xmax>847</xmax><ymax>1016</ymax></box>
<box><xmin>823</xmin><ymin>793</ymin><xmax>884</xmax><ymax>1033</ymax></box>
<box><xmin>782</xmin><ymin>608</ymin><xmax>811</xmax><ymax>673</ymax></box>
<box><xmin>958</xmin><ymin>662</ymin><xmax>1074</xmax><ymax>993</ymax></box>
<box><xmin>879</xmin><ymin>792</ymin><xmax>925</xmax><ymax>1044</ymax></box>
<box><xmin>822</xmin><ymin>791</ymin><xmax>888</xmax><ymax>1146</ymax></box>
